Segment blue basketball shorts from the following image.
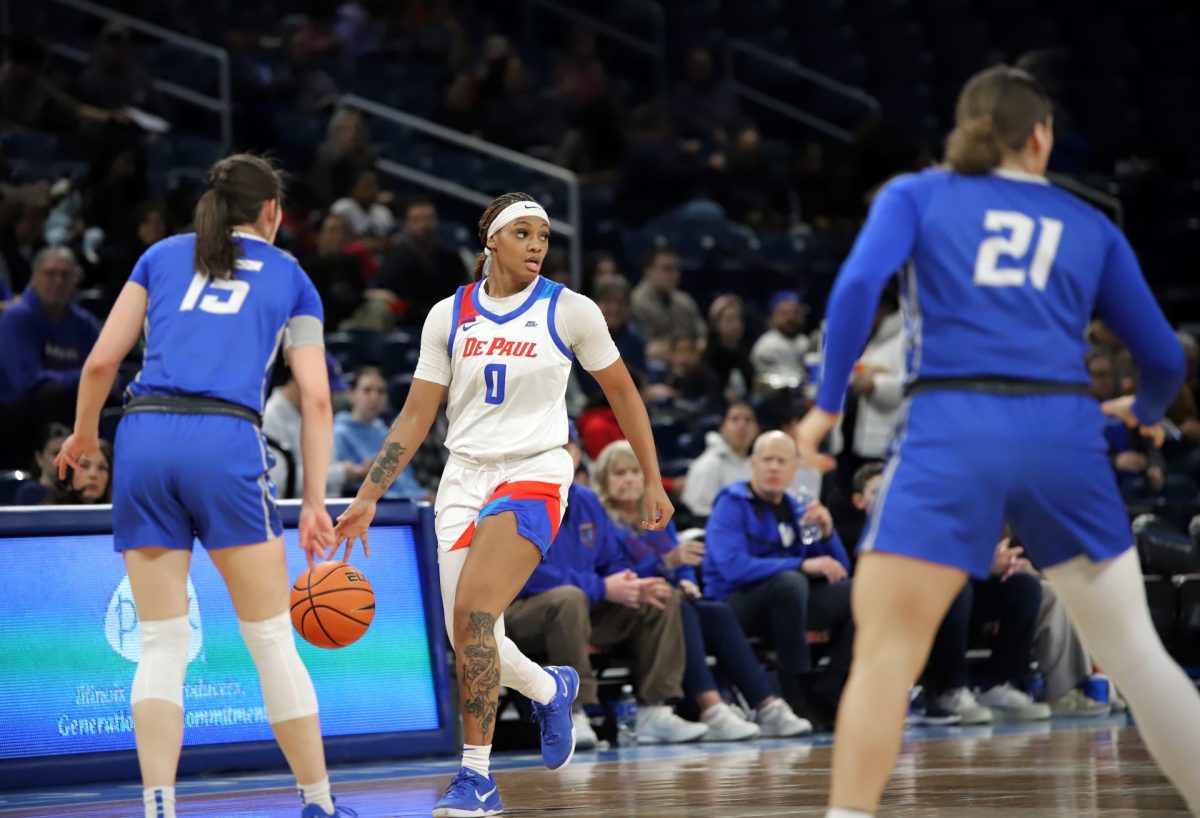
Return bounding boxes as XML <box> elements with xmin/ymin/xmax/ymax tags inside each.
<box><xmin>112</xmin><ymin>412</ymin><xmax>283</xmax><ymax>552</ymax></box>
<box><xmin>861</xmin><ymin>390</ymin><xmax>1133</xmax><ymax>578</ymax></box>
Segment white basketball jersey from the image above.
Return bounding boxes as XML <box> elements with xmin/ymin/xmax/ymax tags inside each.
<box><xmin>443</xmin><ymin>277</ymin><xmax>573</xmax><ymax>462</ymax></box>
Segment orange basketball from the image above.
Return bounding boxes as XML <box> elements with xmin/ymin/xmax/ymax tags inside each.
<box><xmin>290</xmin><ymin>561</ymin><xmax>375</xmax><ymax>648</ymax></box>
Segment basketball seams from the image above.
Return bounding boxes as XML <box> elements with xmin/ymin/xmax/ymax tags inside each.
<box><xmin>307</xmin><ymin>604</ymin><xmax>374</xmax><ymax>628</ymax></box>
<box><xmin>291</xmin><ymin>562</ymin><xmax>375</xmax><ymax>648</ymax></box>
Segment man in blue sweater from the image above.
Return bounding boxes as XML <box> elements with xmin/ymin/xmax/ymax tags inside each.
<box><xmin>0</xmin><ymin>247</ymin><xmax>100</xmax><ymax>466</ymax></box>
<box><xmin>704</xmin><ymin>430</ymin><xmax>855</xmax><ymax>727</ymax></box>
<box><xmin>505</xmin><ymin>445</ymin><xmax>708</xmax><ymax>747</ymax></box>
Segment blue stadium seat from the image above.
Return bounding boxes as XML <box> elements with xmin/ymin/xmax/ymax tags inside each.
<box><xmin>388</xmin><ymin>372</ymin><xmax>414</xmax><ymax>410</ymax></box>
<box><xmin>326</xmin><ymin>329</ymin><xmax>384</xmax><ymax>371</ymax></box>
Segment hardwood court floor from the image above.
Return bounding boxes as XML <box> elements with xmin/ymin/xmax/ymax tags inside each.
<box><xmin>0</xmin><ymin>719</ymin><xmax>1191</xmax><ymax>817</ymax></box>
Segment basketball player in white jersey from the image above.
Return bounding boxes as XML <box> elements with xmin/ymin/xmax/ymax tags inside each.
<box><xmin>334</xmin><ymin>192</ymin><xmax>672</xmax><ymax>817</ymax></box>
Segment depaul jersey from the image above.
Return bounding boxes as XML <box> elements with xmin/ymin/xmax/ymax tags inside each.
<box><xmin>443</xmin><ymin>277</ymin><xmax>575</xmax><ymax>462</ymax></box>
<box><xmin>126</xmin><ymin>231</ymin><xmax>323</xmax><ymax>414</ymax></box>
<box><xmin>817</xmin><ymin>167</ymin><xmax>1182</xmax><ymax>424</ymax></box>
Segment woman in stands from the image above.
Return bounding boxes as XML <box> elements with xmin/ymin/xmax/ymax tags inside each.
<box><xmin>334</xmin><ymin>191</ymin><xmax>672</xmax><ymax>817</ymax></box>
<box><xmin>594</xmin><ymin>439</ymin><xmax>812</xmax><ymax>741</ymax></box>
<box><xmin>56</xmin><ymin>154</ymin><xmax>351</xmax><ymax>818</ymax></box>
<box><xmin>794</xmin><ymin>65</ymin><xmax>1200</xmax><ymax>818</ymax></box>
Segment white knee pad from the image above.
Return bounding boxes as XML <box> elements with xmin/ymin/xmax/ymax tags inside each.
<box><xmin>131</xmin><ymin>615</ymin><xmax>191</xmax><ymax>708</ymax></box>
<box><xmin>239</xmin><ymin>611</ymin><xmax>319</xmax><ymax>724</ymax></box>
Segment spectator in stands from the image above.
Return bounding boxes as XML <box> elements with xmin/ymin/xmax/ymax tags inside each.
<box><xmin>836</xmin><ymin>291</ymin><xmax>905</xmax><ymax>483</ymax></box>
<box><xmin>479</xmin><ymin>55</ymin><xmax>556</xmax><ymax>151</ymax></box>
<box><xmin>297</xmin><ymin>212</ymin><xmax>364</xmax><ymax>330</ymax></box>
<box><xmin>330</xmin><ymin>168</ymin><xmax>395</xmax><ymax>245</ymax></box>
<box><xmin>371</xmin><ymin>198</ymin><xmax>468</xmax><ymax>322</ymax></box>
<box><xmin>11</xmin><ymin>421</ymin><xmax>69</xmax><ymax>505</ymax></box>
<box><xmin>263</xmin><ymin>361</ymin><xmax>355</xmax><ymax>499</ymax></box>
<box><xmin>595</xmin><ymin>440</ymin><xmax>813</xmax><ymax>740</ymax></box>
<box><xmin>704</xmin><ymin>431</ymin><xmax>855</xmax><ymax>728</ymax></box>
<box><xmin>309</xmin><ymin>108</ymin><xmax>377</xmax><ymax>207</ymax></box>
<box><xmin>0</xmin><ymin>35</ymin><xmax>119</xmax><ymax>131</ymax></box>
<box><xmin>750</xmin><ymin>290</ymin><xmax>810</xmax><ymax>390</ymax></box>
<box><xmin>553</xmin><ymin>27</ymin><xmax>608</xmax><ymax>106</ymax></box>
<box><xmin>0</xmin><ymin>247</ymin><xmax>100</xmax><ymax>438</ymax></box>
<box><xmin>716</xmin><ymin>126</ymin><xmax>789</xmax><ymax>231</ymax></box>
<box><xmin>505</xmin><ymin>441</ymin><xmax>709</xmax><ymax>747</ymax></box>
<box><xmin>614</xmin><ymin>104</ymin><xmax>717</xmax><ymax>226</ymax></box>
<box><xmin>555</xmin><ymin>95</ymin><xmax>625</xmax><ymax>187</ymax></box>
<box><xmin>0</xmin><ymin>197</ymin><xmax>48</xmax><ymax>294</ymax></box>
<box><xmin>434</xmin><ymin>72</ymin><xmax>481</xmax><ymax>136</ymax></box>
<box><xmin>1090</xmin><ymin>347</ymin><xmax>1167</xmax><ymax>494</ymax></box>
<box><xmin>333</xmin><ymin>366</ymin><xmax>428</xmax><ymax>501</ymax></box>
<box><xmin>275</xmin><ymin>28</ymin><xmax>340</xmax><ymax>115</ymax></box>
<box><xmin>663</xmin><ymin>333</ymin><xmax>723</xmax><ymax>410</ymax></box>
<box><xmin>85</xmin><ymin>142</ymin><xmax>150</xmax><ymax>241</ymax></box>
<box><xmin>400</xmin><ymin>0</ymin><xmax>467</xmax><ymax>68</ymax></box>
<box><xmin>682</xmin><ymin>401</ymin><xmax>758</xmax><ymax>518</ymax></box>
<box><xmin>1166</xmin><ymin>331</ymin><xmax>1200</xmax><ymax>446</ymax></box>
<box><xmin>629</xmin><ymin>247</ymin><xmax>705</xmax><ymax>355</ymax></box>
<box><xmin>591</xmin><ymin>274</ymin><xmax>647</xmax><ymax>377</ymax></box>
<box><xmin>95</xmin><ymin>200</ymin><xmax>166</xmax><ymax>301</ymax></box>
<box><xmin>704</xmin><ymin>294</ymin><xmax>755</xmax><ymax>403</ymax></box>
<box><xmin>43</xmin><ymin>439</ymin><xmax>112</xmax><ymax>505</ymax></box>
<box><xmin>75</xmin><ymin>23</ymin><xmax>159</xmax><ymax>113</ymax></box>
<box><xmin>672</xmin><ymin>46</ymin><xmax>742</xmax><ymax>144</ymax></box>
<box><xmin>334</xmin><ymin>0</ymin><xmax>387</xmax><ymax>59</ymax></box>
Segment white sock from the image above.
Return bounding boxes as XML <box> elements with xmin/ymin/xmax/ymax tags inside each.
<box><xmin>298</xmin><ymin>776</ymin><xmax>334</xmax><ymax>813</ymax></box>
<box><xmin>529</xmin><ymin>668</ymin><xmax>557</xmax><ymax>705</ymax></box>
<box><xmin>826</xmin><ymin>809</ymin><xmax>872</xmax><ymax>818</ymax></box>
<box><xmin>143</xmin><ymin>787</ymin><xmax>175</xmax><ymax>818</ymax></box>
<box><xmin>462</xmin><ymin>743</ymin><xmax>492</xmax><ymax>777</ymax></box>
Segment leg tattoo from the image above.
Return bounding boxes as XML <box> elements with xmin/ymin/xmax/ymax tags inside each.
<box><xmin>462</xmin><ymin>611</ymin><xmax>500</xmax><ymax>740</ymax></box>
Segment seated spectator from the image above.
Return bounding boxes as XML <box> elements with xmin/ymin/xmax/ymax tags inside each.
<box><xmin>274</xmin><ymin>28</ymin><xmax>339</xmax><ymax>115</ymax></box>
<box><xmin>85</xmin><ymin>141</ymin><xmax>150</xmax><ymax>241</ymax></box>
<box><xmin>0</xmin><ymin>247</ymin><xmax>100</xmax><ymax>466</ymax></box>
<box><xmin>682</xmin><ymin>401</ymin><xmax>758</xmax><ymax>518</ymax></box>
<box><xmin>553</xmin><ymin>27</ymin><xmax>608</xmax><ymax>106</ymax></box>
<box><xmin>505</xmin><ymin>440</ymin><xmax>708</xmax><ymax>746</ymax></box>
<box><xmin>479</xmin><ymin>55</ymin><xmax>557</xmax><ymax>152</ymax></box>
<box><xmin>333</xmin><ymin>366</ymin><xmax>428</xmax><ymax>501</ymax></box>
<box><xmin>554</xmin><ymin>95</ymin><xmax>624</xmax><ymax>187</ymax></box>
<box><xmin>0</xmin><ymin>197</ymin><xmax>49</xmax><ymax>294</ymax></box>
<box><xmin>330</xmin><ymin>169</ymin><xmax>395</xmax><ymax>245</ymax></box>
<box><xmin>370</xmin><ymin>199</ymin><xmax>468</xmax><ymax>323</ymax></box>
<box><xmin>43</xmin><ymin>439</ymin><xmax>112</xmax><ymax>504</ymax></box>
<box><xmin>0</xmin><ymin>35</ymin><xmax>118</xmax><ymax>131</ymax></box>
<box><xmin>704</xmin><ymin>294</ymin><xmax>755</xmax><ymax>403</ymax></box>
<box><xmin>715</xmin><ymin>126</ymin><xmax>789</xmax><ymax>230</ymax></box>
<box><xmin>704</xmin><ymin>431</ymin><xmax>855</xmax><ymax>728</ymax></box>
<box><xmin>672</xmin><ymin>46</ymin><xmax>742</xmax><ymax>144</ymax></box>
<box><xmin>94</xmin><ymin>200</ymin><xmax>167</xmax><ymax>301</ymax></box>
<box><xmin>629</xmin><ymin>247</ymin><xmax>706</xmax><ymax>356</ymax></box>
<box><xmin>12</xmin><ymin>421</ymin><xmax>69</xmax><ymax>505</ymax></box>
<box><xmin>591</xmin><ymin>274</ymin><xmax>647</xmax><ymax>377</ymax></box>
<box><xmin>1090</xmin><ymin>347</ymin><xmax>1168</xmax><ymax>496</ymax></box>
<box><xmin>433</xmin><ymin>72</ymin><xmax>481</xmax><ymax>136</ymax></box>
<box><xmin>750</xmin><ymin>290</ymin><xmax>810</xmax><ymax>390</ymax></box>
<box><xmin>263</xmin><ymin>361</ymin><xmax>354</xmax><ymax>499</ymax></box>
<box><xmin>662</xmin><ymin>332</ymin><xmax>722</xmax><ymax>410</ymax></box>
<box><xmin>595</xmin><ymin>440</ymin><xmax>812</xmax><ymax>740</ymax></box>
<box><xmin>297</xmin><ymin>212</ymin><xmax>364</xmax><ymax>330</ymax></box>
<box><xmin>309</xmin><ymin>108</ymin><xmax>377</xmax><ymax>208</ymax></box>
<box><xmin>844</xmin><ymin>293</ymin><xmax>904</xmax><ymax>463</ymax></box>
<box><xmin>75</xmin><ymin>23</ymin><xmax>159</xmax><ymax>113</ymax></box>
<box><xmin>614</xmin><ymin>104</ymin><xmax>717</xmax><ymax>227</ymax></box>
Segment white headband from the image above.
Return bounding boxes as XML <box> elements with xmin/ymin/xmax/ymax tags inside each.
<box><xmin>483</xmin><ymin>200</ymin><xmax>549</xmax><ymax>256</ymax></box>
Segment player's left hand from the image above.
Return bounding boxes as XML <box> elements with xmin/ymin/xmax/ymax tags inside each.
<box><xmin>794</xmin><ymin>408</ymin><xmax>840</xmax><ymax>471</ymax></box>
<box><xmin>1101</xmin><ymin>395</ymin><xmax>1166</xmax><ymax>448</ymax></box>
<box><xmin>642</xmin><ymin>482</ymin><xmax>674</xmax><ymax>531</ymax></box>
<box><xmin>54</xmin><ymin>430</ymin><xmax>100</xmax><ymax>481</ymax></box>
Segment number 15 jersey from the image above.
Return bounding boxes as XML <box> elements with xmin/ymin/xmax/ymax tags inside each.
<box><xmin>413</xmin><ymin>276</ymin><xmax>619</xmax><ymax>463</ymax></box>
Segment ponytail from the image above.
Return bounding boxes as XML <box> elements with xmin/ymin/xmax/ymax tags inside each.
<box><xmin>945</xmin><ymin>114</ymin><xmax>1004</xmax><ymax>175</ymax></box>
<box><xmin>191</xmin><ymin>153</ymin><xmax>284</xmax><ymax>280</ymax></box>
<box><xmin>193</xmin><ymin>189</ymin><xmax>236</xmax><ymax>280</ymax></box>
<box><xmin>472</xmin><ymin>251</ymin><xmax>487</xmax><ymax>281</ymax></box>
<box><xmin>944</xmin><ymin>65</ymin><xmax>1053</xmax><ymax>176</ymax></box>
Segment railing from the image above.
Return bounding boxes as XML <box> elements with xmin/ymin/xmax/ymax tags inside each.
<box><xmin>339</xmin><ymin>94</ymin><xmax>583</xmax><ymax>291</ymax></box>
<box><xmin>521</xmin><ymin>0</ymin><xmax>667</xmax><ymax>105</ymax></box>
<box><xmin>723</xmin><ymin>38</ymin><xmax>880</xmax><ymax>143</ymax></box>
<box><xmin>1049</xmin><ymin>172</ymin><xmax>1124</xmax><ymax>229</ymax></box>
<box><xmin>1</xmin><ymin>0</ymin><xmax>232</xmax><ymax>153</ymax></box>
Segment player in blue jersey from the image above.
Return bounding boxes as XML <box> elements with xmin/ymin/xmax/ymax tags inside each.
<box><xmin>793</xmin><ymin>67</ymin><xmax>1200</xmax><ymax>818</ymax></box>
<box><xmin>55</xmin><ymin>155</ymin><xmax>352</xmax><ymax>818</ymax></box>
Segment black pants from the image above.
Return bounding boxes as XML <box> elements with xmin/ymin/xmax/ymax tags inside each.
<box><xmin>725</xmin><ymin>570</ymin><xmax>854</xmax><ymax>702</ymax></box>
<box><xmin>925</xmin><ymin>573</ymin><xmax>1042</xmax><ymax>693</ymax></box>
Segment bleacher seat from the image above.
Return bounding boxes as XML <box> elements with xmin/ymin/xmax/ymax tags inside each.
<box><xmin>325</xmin><ymin>329</ymin><xmax>384</xmax><ymax>371</ymax></box>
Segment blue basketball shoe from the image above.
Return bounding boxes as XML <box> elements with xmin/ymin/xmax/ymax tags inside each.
<box><xmin>300</xmin><ymin>798</ymin><xmax>356</xmax><ymax>817</ymax></box>
<box><xmin>432</xmin><ymin>767</ymin><xmax>503</xmax><ymax>817</ymax></box>
<box><xmin>530</xmin><ymin>665</ymin><xmax>580</xmax><ymax>770</ymax></box>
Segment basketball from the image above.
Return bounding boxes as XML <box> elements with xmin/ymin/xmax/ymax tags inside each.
<box><xmin>290</xmin><ymin>561</ymin><xmax>376</xmax><ymax>649</ymax></box>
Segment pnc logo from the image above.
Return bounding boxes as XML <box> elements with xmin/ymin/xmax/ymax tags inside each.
<box><xmin>104</xmin><ymin>574</ymin><xmax>204</xmax><ymax>663</ymax></box>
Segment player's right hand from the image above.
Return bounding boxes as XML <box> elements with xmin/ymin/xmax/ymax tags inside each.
<box><xmin>333</xmin><ymin>497</ymin><xmax>377</xmax><ymax>562</ymax></box>
<box><xmin>298</xmin><ymin>502</ymin><xmax>337</xmax><ymax>570</ymax></box>
<box><xmin>1101</xmin><ymin>395</ymin><xmax>1166</xmax><ymax>448</ymax></box>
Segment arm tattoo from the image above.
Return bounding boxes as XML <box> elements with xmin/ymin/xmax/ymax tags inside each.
<box><xmin>461</xmin><ymin>611</ymin><xmax>500</xmax><ymax>741</ymax></box>
<box><xmin>369</xmin><ymin>441</ymin><xmax>406</xmax><ymax>487</ymax></box>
